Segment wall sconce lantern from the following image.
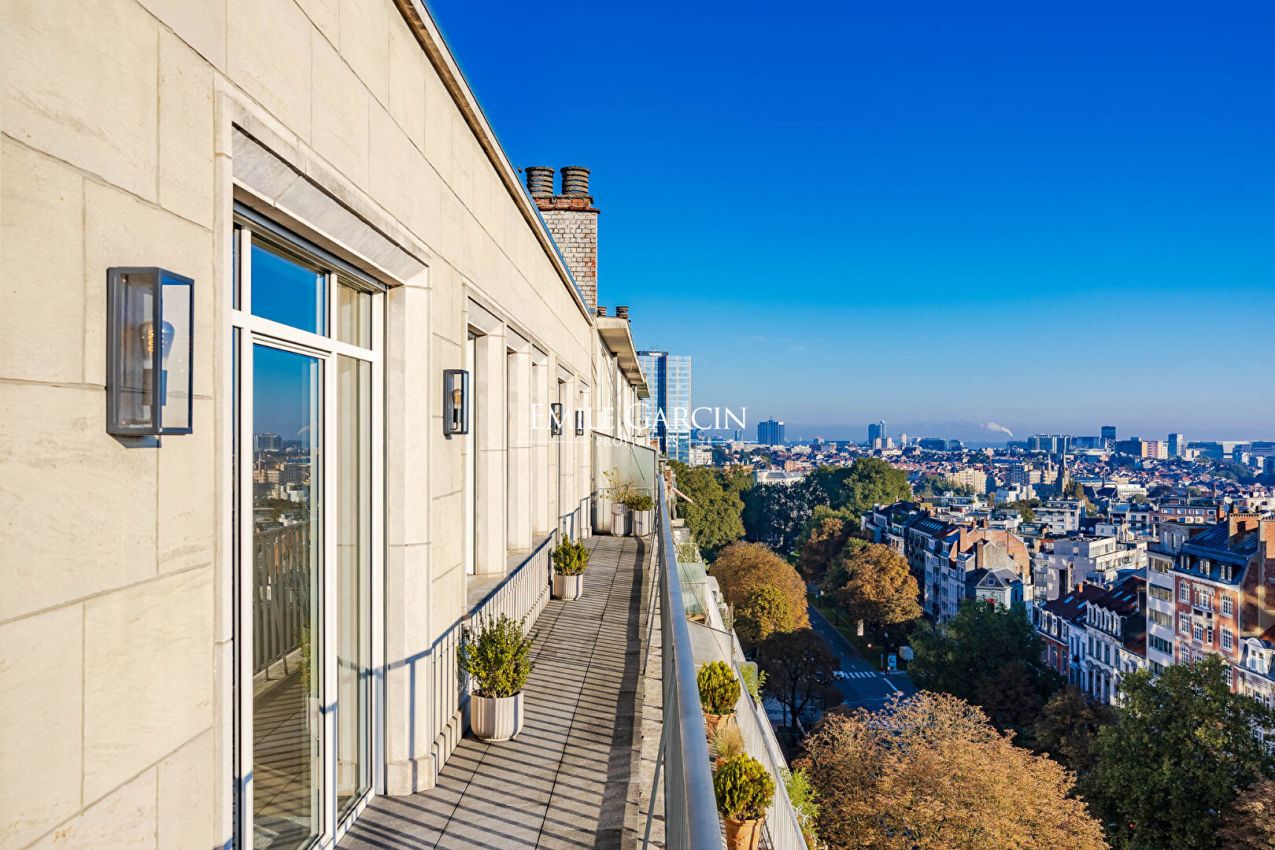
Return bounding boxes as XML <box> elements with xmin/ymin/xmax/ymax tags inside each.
<box><xmin>443</xmin><ymin>369</ymin><xmax>469</xmax><ymax>436</ymax></box>
<box><xmin>575</xmin><ymin>409</ymin><xmax>586</xmax><ymax>436</ymax></box>
<box><xmin>106</xmin><ymin>268</ymin><xmax>193</xmax><ymax>436</ymax></box>
<box><xmin>550</xmin><ymin>403</ymin><xmax>564</xmax><ymax>437</ymax></box>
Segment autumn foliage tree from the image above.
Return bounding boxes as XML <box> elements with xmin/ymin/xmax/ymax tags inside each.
<box><xmin>797</xmin><ymin>512</ymin><xmax>858</xmax><ymax>584</ymax></box>
<box><xmin>1217</xmin><ymin>778</ymin><xmax>1275</xmax><ymax>850</ymax></box>
<box><xmin>734</xmin><ymin>585</ymin><xmax>801</xmax><ymax>647</ymax></box>
<box><xmin>821</xmin><ymin>539</ymin><xmax>921</xmax><ymax>630</ymax></box>
<box><xmin>710</xmin><ymin>542</ymin><xmax>809</xmax><ymax>647</ymax></box>
<box><xmin>800</xmin><ymin>692</ymin><xmax>1106</xmax><ymax>850</ymax></box>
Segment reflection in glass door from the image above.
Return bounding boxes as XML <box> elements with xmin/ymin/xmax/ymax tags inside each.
<box><xmin>251</xmin><ymin>345</ymin><xmax>323</xmax><ymax>850</ymax></box>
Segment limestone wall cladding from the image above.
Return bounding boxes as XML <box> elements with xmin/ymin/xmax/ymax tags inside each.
<box><xmin>1</xmin><ymin>0</ymin><xmax>610</xmax><ymax>846</ymax></box>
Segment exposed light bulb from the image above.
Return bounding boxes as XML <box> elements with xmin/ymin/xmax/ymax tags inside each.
<box><xmin>139</xmin><ymin>320</ymin><xmax>176</xmax><ymax>362</ymax></box>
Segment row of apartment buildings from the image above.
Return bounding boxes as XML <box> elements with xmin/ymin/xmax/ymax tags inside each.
<box><xmin>865</xmin><ymin>502</ymin><xmax>1275</xmax><ymax>712</ymax></box>
<box><xmin>0</xmin><ymin>2</ymin><xmax>659</xmax><ymax>848</ymax></box>
<box><xmin>1039</xmin><ymin>515</ymin><xmax>1275</xmax><ymax>709</ymax></box>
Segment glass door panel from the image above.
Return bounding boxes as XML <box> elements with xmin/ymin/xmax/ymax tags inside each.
<box><xmin>251</xmin><ymin>344</ymin><xmax>323</xmax><ymax>850</ymax></box>
<box><xmin>336</xmin><ymin>356</ymin><xmax>371</xmax><ymax>816</ymax></box>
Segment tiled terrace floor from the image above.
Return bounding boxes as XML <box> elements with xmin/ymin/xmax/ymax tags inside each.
<box><xmin>340</xmin><ymin>535</ymin><xmax>653</xmax><ymax>850</ymax></box>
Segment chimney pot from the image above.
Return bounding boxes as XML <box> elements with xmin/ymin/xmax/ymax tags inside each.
<box><xmin>561</xmin><ymin>165</ymin><xmax>591</xmax><ymax>197</ymax></box>
<box><xmin>525</xmin><ymin>165</ymin><xmax>555</xmax><ymax>198</ymax></box>
<box><xmin>597</xmin><ymin>306</ymin><xmax>607</xmax><ymax>316</ymax></box>
<box><xmin>615</xmin><ymin>305</ymin><xmax>629</xmax><ymax>319</ymax></box>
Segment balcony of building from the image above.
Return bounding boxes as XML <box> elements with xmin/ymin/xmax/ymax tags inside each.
<box><xmin>335</xmin><ymin>471</ymin><xmax>807</xmax><ymax>850</ymax></box>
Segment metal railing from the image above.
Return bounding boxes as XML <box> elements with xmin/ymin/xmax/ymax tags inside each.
<box><xmin>252</xmin><ymin>524</ymin><xmax>311</xmax><ymax>675</ymax></box>
<box><xmin>469</xmin><ymin>532</ymin><xmax>557</xmax><ymax>627</ymax></box>
<box><xmin>644</xmin><ymin>480</ymin><xmax>722</xmax><ymax>850</ymax></box>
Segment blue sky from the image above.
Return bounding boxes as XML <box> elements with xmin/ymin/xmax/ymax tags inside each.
<box><xmin>433</xmin><ymin>1</ymin><xmax>1275</xmax><ymax>442</ymax></box>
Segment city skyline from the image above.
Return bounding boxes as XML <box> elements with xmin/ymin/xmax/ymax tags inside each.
<box><xmin>437</xmin><ymin>0</ymin><xmax>1275</xmax><ymax>434</ymax></box>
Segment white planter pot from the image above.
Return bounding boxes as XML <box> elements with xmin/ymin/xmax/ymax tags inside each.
<box><xmin>470</xmin><ymin>692</ymin><xmax>524</xmax><ymax>742</ymax></box>
<box><xmin>594</xmin><ymin>495</ymin><xmax>614</xmax><ymax>534</ymax></box>
<box><xmin>632</xmin><ymin>509</ymin><xmax>653</xmax><ymax>537</ymax></box>
<box><xmin>553</xmin><ymin>572</ymin><xmax>583</xmax><ymax>601</ymax></box>
<box><xmin>612</xmin><ymin>503</ymin><xmax>631</xmax><ymax>536</ymax></box>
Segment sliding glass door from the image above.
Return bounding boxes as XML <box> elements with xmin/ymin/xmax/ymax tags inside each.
<box><xmin>234</xmin><ymin>215</ymin><xmax>382</xmax><ymax>849</ymax></box>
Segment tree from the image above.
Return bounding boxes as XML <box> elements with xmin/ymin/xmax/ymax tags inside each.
<box><xmin>1217</xmin><ymin>778</ymin><xmax>1275</xmax><ymax>850</ymax></box>
<box><xmin>797</xmin><ymin>514</ymin><xmax>857</xmax><ymax>584</ymax></box>
<box><xmin>822</xmin><ymin>540</ymin><xmax>921</xmax><ymax>630</ymax></box>
<box><xmin>710</xmin><ymin>542</ymin><xmax>810</xmax><ymax>644</ymax></box>
<box><xmin>800</xmin><ymin>692</ymin><xmax>1106</xmax><ymax>850</ymax></box>
<box><xmin>910</xmin><ymin>600</ymin><xmax>1060</xmax><ymax>733</ymax></box>
<box><xmin>1033</xmin><ymin>686</ymin><xmax>1115</xmax><ymax>773</ymax></box>
<box><xmin>1082</xmin><ymin>656</ymin><xmax>1275</xmax><ymax>850</ymax></box>
<box><xmin>808</xmin><ymin>458</ymin><xmax>913</xmax><ymax>517</ymax></box>
<box><xmin>758</xmin><ymin>629</ymin><xmax>840</xmax><ymax>726</ymax></box>
<box><xmin>670</xmin><ymin>461</ymin><xmax>745</xmax><ymax>558</ymax></box>
<box><xmin>916</xmin><ymin>474</ymin><xmax>976</xmax><ymax>499</ymax></box>
<box><xmin>741</xmin><ymin>480</ymin><xmax>816</xmax><ymax>555</ymax></box>
<box><xmin>734</xmin><ymin>585</ymin><xmax>801</xmax><ymax>647</ymax></box>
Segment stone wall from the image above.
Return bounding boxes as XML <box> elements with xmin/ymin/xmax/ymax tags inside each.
<box><xmin>0</xmin><ymin>0</ymin><xmax>624</xmax><ymax>848</ymax></box>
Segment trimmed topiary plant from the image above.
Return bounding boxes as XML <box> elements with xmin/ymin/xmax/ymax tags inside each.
<box><xmin>715</xmin><ymin>754</ymin><xmax>775</xmax><ymax>850</ymax></box>
<box><xmin>698</xmin><ymin>660</ymin><xmax>742</xmax><ymax>739</ymax></box>
<box><xmin>699</xmin><ymin>661</ymin><xmax>742</xmax><ymax>714</ymax></box>
<box><xmin>551</xmin><ymin>538</ymin><xmax>589</xmax><ymax>576</ymax></box>
<box><xmin>459</xmin><ymin>614</ymin><xmax>532</xmax><ymax>698</ymax></box>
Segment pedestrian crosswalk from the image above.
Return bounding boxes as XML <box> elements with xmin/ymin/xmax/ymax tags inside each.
<box><xmin>833</xmin><ymin>670</ymin><xmax>880</xmax><ymax>680</ymax></box>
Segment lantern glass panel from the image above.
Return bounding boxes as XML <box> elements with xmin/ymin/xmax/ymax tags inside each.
<box><xmin>111</xmin><ymin>270</ymin><xmax>157</xmax><ymax>433</ymax></box>
<box><xmin>160</xmin><ymin>272</ymin><xmax>193</xmax><ymax>432</ymax></box>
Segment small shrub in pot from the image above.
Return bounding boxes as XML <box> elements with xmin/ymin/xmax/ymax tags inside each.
<box><xmin>622</xmin><ymin>491</ymin><xmax>654</xmax><ymax>536</ymax></box>
<box><xmin>551</xmin><ymin>538</ymin><xmax>589</xmax><ymax>600</ymax></box>
<box><xmin>459</xmin><ymin>614</ymin><xmax>533</xmax><ymax>741</ymax></box>
<box><xmin>697</xmin><ymin>660</ymin><xmax>741</xmax><ymax>739</ymax></box>
<box><xmin>714</xmin><ymin>754</ymin><xmax>775</xmax><ymax>850</ymax></box>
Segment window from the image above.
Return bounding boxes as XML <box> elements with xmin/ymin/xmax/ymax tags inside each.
<box><xmin>1206</xmin><ymin>626</ymin><xmax>1214</xmax><ymax>644</ymax></box>
<box><xmin>1179</xmin><ymin>613</ymin><xmax>1190</xmax><ymax>634</ymax></box>
<box><xmin>1179</xmin><ymin>582</ymin><xmax>1190</xmax><ymax>603</ymax></box>
<box><xmin>1222</xmin><ymin>629</ymin><xmax>1234</xmax><ymax>651</ymax></box>
<box><xmin>1193</xmin><ymin>623</ymin><xmax>1204</xmax><ymax>642</ymax></box>
<box><xmin>1222</xmin><ymin>597</ymin><xmax>1234</xmax><ymax>617</ymax></box>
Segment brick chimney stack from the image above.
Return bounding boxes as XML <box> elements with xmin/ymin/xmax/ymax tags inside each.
<box><xmin>524</xmin><ymin>165</ymin><xmax>599</xmax><ymax>312</ymax></box>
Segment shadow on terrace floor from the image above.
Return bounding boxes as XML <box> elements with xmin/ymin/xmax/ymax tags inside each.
<box><xmin>340</xmin><ymin>535</ymin><xmax>651</xmax><ymax>850</ymax></box>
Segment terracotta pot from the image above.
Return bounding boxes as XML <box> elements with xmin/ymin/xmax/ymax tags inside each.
<box><xmin>724</xmin><ymin>815</ymin><xmax>765</xmax><ymax>850</ymax></box>
<box><xmin>470</xmin><ymin>692</ymin><xmax>524</xmax><ymax>742</ymax></box>
<box><xmin>552</xmin><ymin>572</ymin><xmax>583</xmax><ymax>601</ymax></box>
<box><xmin>704</xmin><ymin>711</ymin><xmax>734</xmax><ymax>741</ymax></box>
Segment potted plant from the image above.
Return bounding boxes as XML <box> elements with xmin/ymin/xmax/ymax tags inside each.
<box><xmin>714</xmin><ymin>754</ymin><xmax>775</xmax><ymax>850</ymax></box>
<box><xmin>595</xmin><ymin>468</ymin><xmax>619</xmax><ymax>534</ymax></box>
<box><xmin>551</xmin><ymin>538</ymin><xmax>589</xmax><ymax>600</ymax></box>
<box><xmin>710</xmin><ymin>722</ymin><xmax>746</xmax><ymax>770</ymax></box>
<box><xmin>459</xmin><ymin>614</ymin><xmax>533</xmax><ymax>742</ymax></box>
<box><xmin>610</xmin><ymin>480</ymin><xmax>635</xmax><ymax>536</ymax></box>
<box><xmin>624</xmin><ymin>491</ymin><xmax>655</xmax><ymax>536</ymax></box>
<box><xmin>698</xmin><ymin>660</ymin><xmax>741</xmax><ymax>740</ymax></box>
